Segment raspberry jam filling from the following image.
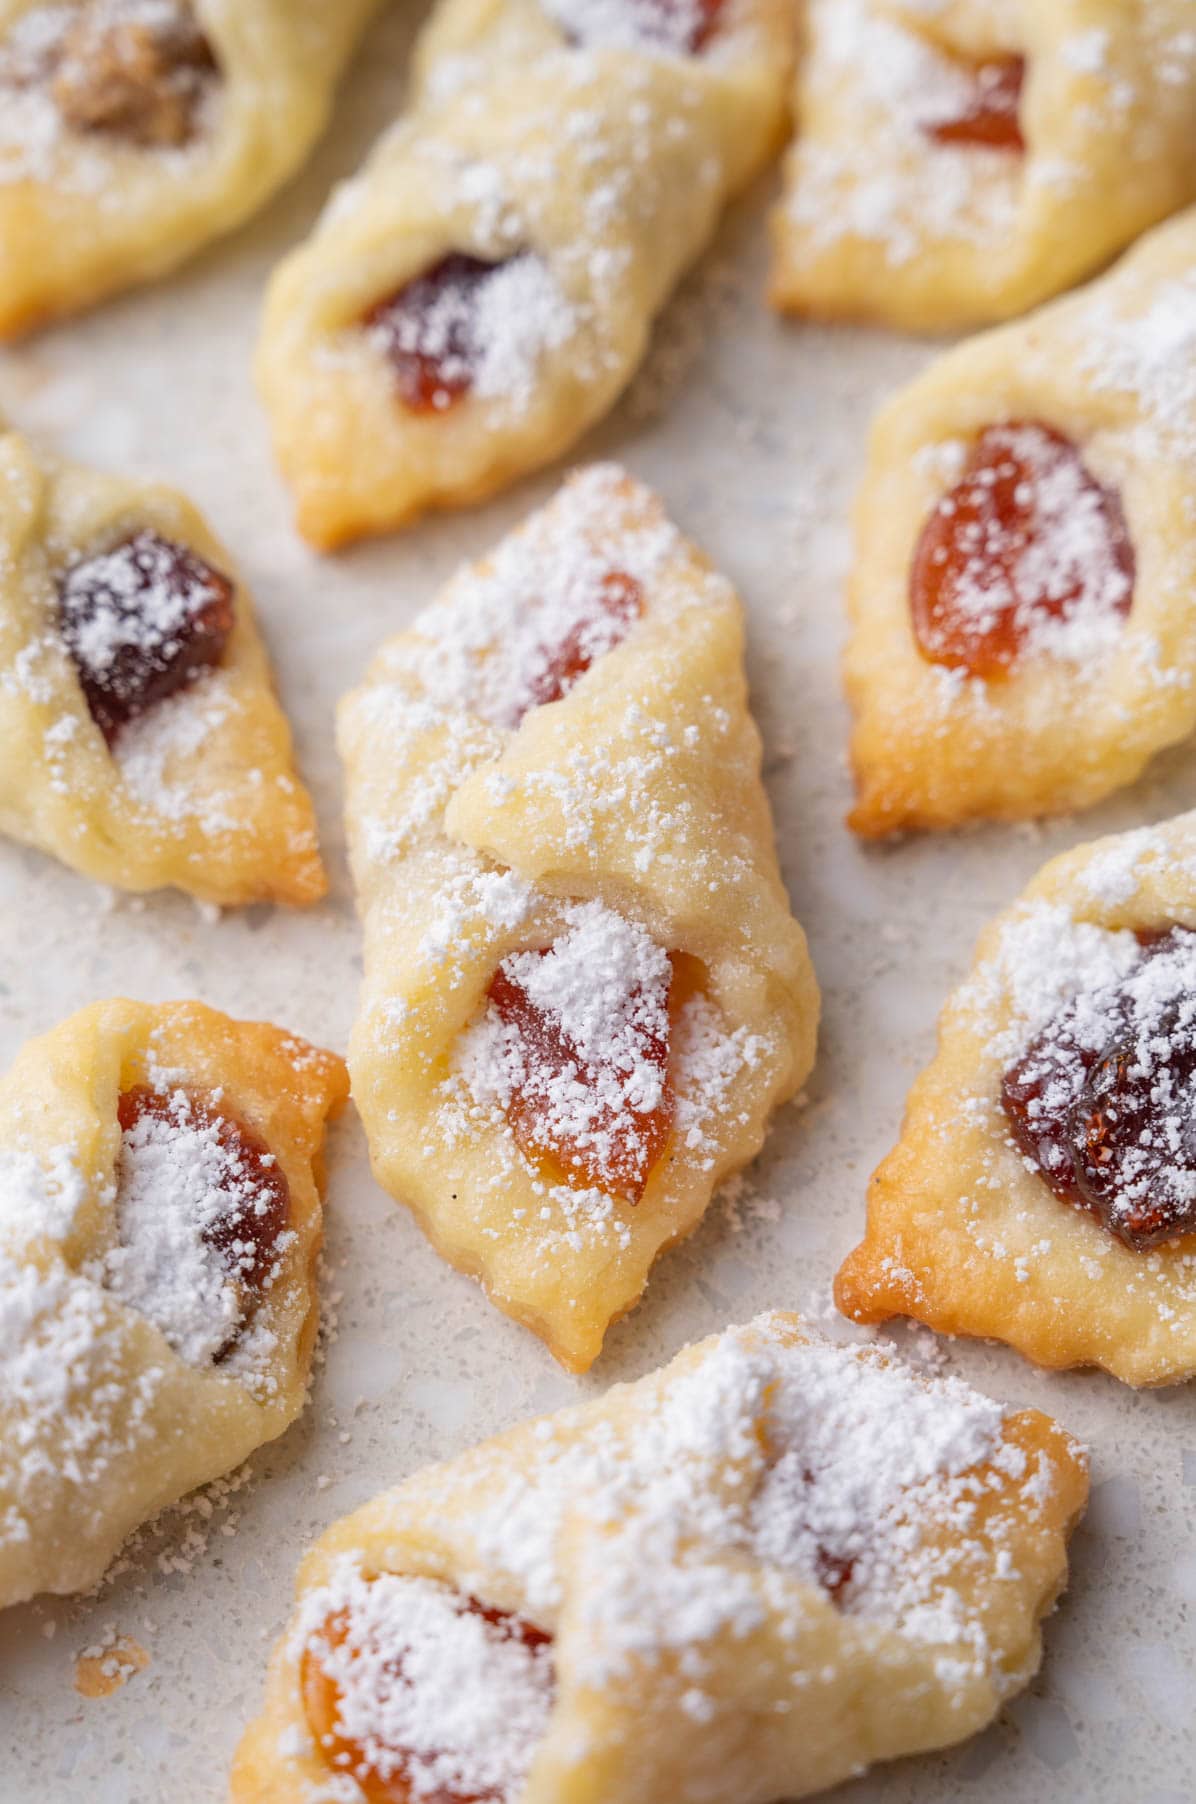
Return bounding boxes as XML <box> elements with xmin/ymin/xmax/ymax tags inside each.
<box><xmin>483</xmin><ymin>909</ymin><xmax>677</xmax><ymax>1204</ymax></box>
<box><xmin>301</xmin><ymin>1579</ymin><xmax>554</xmax><ymax>1804</ymax></box>
<box><xmin>58</xmin><ymin>528</ymin><xmax>234</xmax><ymax>746</ymax></box>
<box><xmin>49</xmin><ymin>1</ymin><xmax>218</xmax><ymax>147</ymax></box>
<box><xmin>364</xmin><ymin>254</ymin><xmax>525</xmax><ymax>414</ymax></box>
<box><xmin>112</xmin><ymin>1086</ymin><xmax>290</xmax><ymax>1362</ymax></box>
<box><xmin>1001</xmin><ymin>928</ymin><xmax>1196</xmax><ymax>1249</ymax></box>
<box><xmin>924</xmin><ymin>53</ymin><xmax>1026</xmax><ymax>152</ymax></box>
<box><xmin>519</xmin><ymin>570</ymin><xmax>642</xmax><ymax>716</ymax></box>
<box><xmin>910</xmin><ymin>421</ymin><xmax>1134</xmax><ymax>679</ymax></box>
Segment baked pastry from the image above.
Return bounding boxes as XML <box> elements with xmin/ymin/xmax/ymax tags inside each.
<box><xmin>230</xmin><ymin>1310</ymin><xmax>1087</xmax><ymax>1804</ymax></box>
<box><xmin>256</xmin><ymin>0</ymin><xmax>792</xmax><ymax>548</ymax></box>
<box><xmin>0</xmin><ymin>421</ymin><xmax>325</xmax><ymax>904</ymax></box>
<box><xmin>771</xmin><ymin>0</ymin><xmax>1196</xmax><ymax>333</ymax></box>
<box><xmin>836</xmin><ymin>808</ymin><xmax>1196</xmax><ymax>1387</ymax></box>
<box><xmin>0</xmin><ymin>0</ymin><xmax>381</xmax><ymax>337</ymax></box>
<box><xmin>843</xmin><ymin>206</ymin><xmax>1196</xmax><ymax>837</ymax></box>
<box><xmin>339</xmin><ymin>466</ymin><xmax>818</xmax><ymax>1371</ymax></box>
<box><xmin>0</xmin><ymin>998</ymin><xmax>348</xmax><ymax>1608</ymax></box>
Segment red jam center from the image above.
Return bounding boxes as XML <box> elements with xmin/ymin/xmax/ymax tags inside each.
<box><xmin>364</xmin><ymin>254</ymin><xmax>520</xmax><ymax>414</ymax></box>
<box><xmin>521</xmin><ymin>570</ymin><xmax>643</xmax><ymax>716</ymax></box>
<box><xmin>117</xmin><ymin>1086</ymin><xmax>290</xmax><ymax>1303</ymax></box>
<box><xmin>910</xmin><ymin>421</ymin><xmax>1134</xmax><ymax>679</ymax></box>
<box><xmin>58</xmin><ymin>529</ymin><xmax>234</xmax><ymax>746</ymax></box>
<box><xmin>925</xmin><ymin>53</ymin><xmax>1026</xmax><ymax>152</ymax></box>
<box><xmin>487</xmin><ymin>951</ymin><xmax>675</xmax><ymax>1204</ymax></box>
<box><xmin>1001</xmin><ymin>929</ymin><xmax>1196</xmax><ymax>1250</ymax></box>
<box><xmin>301</xmin><ymin>1597</ymin><xmax>552</xmax><ymax>1804</ymax></box>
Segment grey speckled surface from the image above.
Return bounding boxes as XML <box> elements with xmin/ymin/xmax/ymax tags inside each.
<box><xmin>2</xmin><ymin>9</ymin><xmax>1195</xmax><ymax>1800</ymax></box>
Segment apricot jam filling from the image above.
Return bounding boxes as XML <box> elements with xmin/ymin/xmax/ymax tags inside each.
<box><xmin>50</xmin><ymin>1</ymin><xmax>218</xmax><ymax>148</ymax></box>
<box><xmin>58</xmin><ymin>528</ymin><xmax>234</xmax><ymax>746</ymax></box>
<box><xmin>113</xmin><ymin>1086</ymin><xmax>290</xmax><ymax>1361</ymax></box>
<box><xmin>924</xmin><ymin>53</ymin><xmax>1026</xmax><ymax>153</ymax></box>
<box><xmin>485</xmin><ymin>934</ymin><xmax>678</xmax><ymax>1205</ymax></box>
<box><xmin>910</xmin><ymin>421</ymin><xmax>1134</xmax><ymax>679</ymax></box>
<box><xmin>364</xmin><ymin>254</ymin><xmax>527</xmax><ymax>414</ymax></box>
<box><xmin>1001</xmin><ymin>928</ymin><xmax>1196</xmax><ymax>1250</ymax></box>
<box><xmin>300</xmin><ymin>1579</ymin><xmax>554</xmax><ymax>1804</ymax></box>
<box><xmin>518</xmin><ymin>569</ymin><xmax>642</xmax><ymax>717</ymax></box>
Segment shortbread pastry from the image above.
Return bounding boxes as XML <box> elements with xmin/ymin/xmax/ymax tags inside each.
<box><xmin>0</xmin><ymin>0</ymin><xmax>381</xmax><ymax>337</ymax></box>
<box><xmin>256</xmin><ymin>0</ymin><xmax>792</xmax><ymax>548</ymax></box>
<box><xmin>844</xmin><ymin>207</ymin><xmax>1196</xmax><ymax>837</ymax></box>
<box><xmin>0</xmin><ymin>421</ymin><xmax>325</xmax><ymax>904</ymax></box>
<box><xmin>837</xmin><ymin>809</ymin><xmax>1196</xmax><ymax>1387</ymax></box>
<box><xmin>230</xmin><ymin>1311</ymin><xmax>1087</xmax><ymax>1804</ymax></box>
<box><xmin>339</xmin><ymin>466</ymin><xmax>818</xmax><ymax>1371</ymax></box>
<box><xmin>0</xmin><ymin>999</ymin><xmax>347</xmax><ymax>1608</ymax></box>
<box><xmin>771</xmin><ymin>0</ymin><xmax>1196</xmax><ymax>333</ymax></box>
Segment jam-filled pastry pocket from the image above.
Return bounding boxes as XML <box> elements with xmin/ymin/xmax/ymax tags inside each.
<box><xmin>843</xmin><ymin>207</ymin><xmax>1196</xmax><ymax>837</ymax></box>
<box><xmin>255</xmin><ymin>0</ymin><xmax>792</xmax><ymax>548</ymax></box>
<box><xmin>231</xmin><ymin>1312</ymin><xmax>1087</xmax><ymax>1804</ymax></box>
<box><xmin>0</xmin><ymin>0</ymin><xmax>381</xmax><ymax>336</ymax></box>
<box><xmin>837</xmin><ymin>808</ymin><xmax>1196</xmax><ymax>1387</ymax></box>
<box><xmin>0</xmin><ymin>999</ymin><xmax>347</xmax><ymax>1608</ymax></box>
<box><xmin>771</xmin><ymin>0</ymin><xmax>1196</xmax><ymax>332</ymax></box>
<box><xmin>338</xmin><ymin>466</ymin><xmax>818</xmax><ymax>1371</ymax></box>
<box><xmin>0</xmin><ymin>423</ymin><xmax>325</xmax><ymax>904</ymax></box>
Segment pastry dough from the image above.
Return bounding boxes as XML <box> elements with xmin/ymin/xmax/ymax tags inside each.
<box><xmin>844</xmin><ymin>207</ymin><xmax>1196</xmax><ymax>837</ymax></box>
<box><xmin>836</xmin><ymin>808</ymin><xmax>1196</xmax><ymax>1387</ymax></box>
<box><xmin>0</xmin><ymin>998</ymin><xmax>348</xmax><ymax>1608</ymax></box>
<box><xmin>339</xmin><ymin>466</ymin><xmax>818</xmax><ymax>1371</ymax></box>
<box><xmin>256</xmin><ymin>0</ymin><xmax>792</xmax><ymax>548</ymax></box>
<box><xmin>230</xmin><ymin>1311</ymin><xmax>1087</xmax><ymax>1804</ymax></box>
<box><xmin>0</xmin><ymin>0</ymin><xmax>381</xmax><ymax>337</ymax></box>
<box><xmin>771</xmin><ymin>0</ymin><xmax>1196</xmax><ymax>333</ymax></box>
<box><xmin>0</xmin><ymin>421</ymin><xmax>326</xmax><ymax>904</ymax></box>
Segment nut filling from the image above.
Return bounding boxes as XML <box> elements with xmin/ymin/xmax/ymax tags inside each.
<box><xmin>1002</xmin><ymin>927</ymin><xmax>1196</xmax><ymax>1249</ymax></box>
<box><xmin>58</xmin><ymin>527</ymin><xmax>234</xmax><ymax>746</ymax></box>
<box><xmin>49</xmin><ymin>0</ymin><xmax>217</xmax><ymax>147</ymax></box>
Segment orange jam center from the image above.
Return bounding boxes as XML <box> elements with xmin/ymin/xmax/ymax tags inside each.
<box><xmin>301</xmin><ymin>1598</ymin><xmax>552</xmax><ymax>1804</ymax></box>
<box><xmin>909</xmin><ymin>421</ymin><xmax>1134</xmax><ymax>679</ymax></box>
<box><xmin>486</xmin><ymin>950</ymin><xmax>678</xmax><ymax>1204</ymax></box>
<box><xmin>925</xmin><ymin>53</ymin><xmax>1026</xmax><ymax>151</ymax></box>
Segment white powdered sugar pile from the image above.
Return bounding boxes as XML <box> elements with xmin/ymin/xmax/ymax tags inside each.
<box><xmin>456</xmin><ymin>901</ymin><xmax>671</xmax><ymax>1193</ymax></box>
<box><xmin>57</xmin><ymin>530</ymin><xmax>226</xmax><ymax>688</ymax></box>
<box><xmin>922</xmin><ymin>424</ymin><xmax>1133</xmax><ymax>665</ymax></box>
<box><xmin>0</xmin><ymin>1141</ymin><xmax>87</xmax><ymax>1247</ymax></box>
<box><xmin>1079</xmin><ymin>267</ymin><xmax>1196</xmax><ymax>461</ymax></box>
<box><xmin>95</xmin><ymin>1090</ymin><xmax>290</xmax><ymax>1370</ymax></box>
<box><xmin>396</xmin><ymin>463</ymin><xmax>673</xmax><ymax>730</ymax></box>
<box><xmin>293</xmin><ymin>1572</ymin><xmax>554</xmax><ymax>1802</ymax></box>
<box><xmin>290</xmin><ymin>1318</ymin><xmax>1043</xmax><ymax>1784</ymax></box>
<box><xmin>541</xmin><ymin>0</ymin><xmax>713</xmax><ymax>56</ymax></box>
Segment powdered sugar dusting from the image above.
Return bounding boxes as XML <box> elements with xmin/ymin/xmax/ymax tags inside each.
<box><xmin>294</xmin><ymin>1573</ymin><xmax>554</xmax><ymax>1802</ymax></box>
<box><xmin>392</xmin><ymin>462</ymin><xmax>674</xmax><ymax>729</ymax></box>
<box><xmin>93</xmin><ymin>1089</ymin><xmax>291</xmax><ymax>1373</ymax></box>
<box><xmin>299</xmin><ymin>1317</ymin><xmax>1060</xmax><ymax>1747</ymax></box>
